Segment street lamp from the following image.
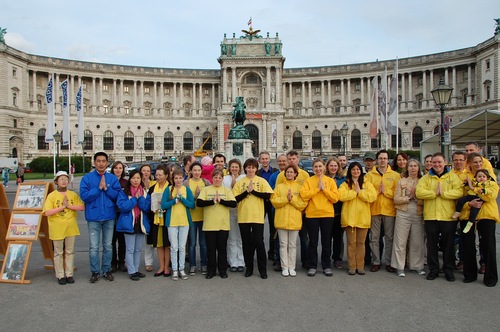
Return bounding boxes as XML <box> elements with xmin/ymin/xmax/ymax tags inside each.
<box><xmin>340</xmin><ymin>123</ymin><xmax>349</xmax><ymax>157</ymax></box>
<box><xmin>431</xmin><ymin>79</ymin><xmax>453</xmax><ymax>155</ymax></box>
<box><xmin>53</xmin><ymin>130</ymin><xmax>62</xmax><ymax>173</ymax></box>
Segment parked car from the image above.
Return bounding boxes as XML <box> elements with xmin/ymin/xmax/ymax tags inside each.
<box><xmin>126</xmin><ymin>163</ymin><xmax>142</xmax><ymax>176</ymax></box>
<box><xmin>298</xmin><ymin>159</ymin><xmax>314</xmax><ymax>176</ymax></box>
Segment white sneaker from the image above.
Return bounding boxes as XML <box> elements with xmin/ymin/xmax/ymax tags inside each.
<box><xmin>397</xmin><ymin>269</ymin><xmax>405</xmax><ymax>277</ymax></box>
<box><xmin>179</xmin><ymin>270</ymin><xmax>188</xmax><ymax>280</ymax></box>
<box><xmin>201</xmin><ymin>266</ymin><xmax>208</xmax><ymax>275</ymax></box>
<box><xmin>282</xmin><ymin>269</ymin><xmax>289</xmax><ymax>277</ymax></box>
<box><xmin>289</xmin><ymin>269</ymin><xmax>297</xmax><ymax>277</ymax></box>
<box><xmin>171</xmin><ymin>271</ymin><xmax>179</xmax><ymax>281</ymax></box>
<box><xmin>189</xmin><ymin>266</ymin><xmax>196</xmax><ymax>276</ymax></box>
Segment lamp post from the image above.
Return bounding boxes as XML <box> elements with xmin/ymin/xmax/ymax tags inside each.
<box><xmin>53</xmin><ymin>130</ymin><xmax>62</xmax><ymax>173</ymax></box>
<box><xmin>431</xmin><ymin>79</ymin><xmax>453</xmax><ymax>155</ymax></box>
<box><xmin>340</xmin><ymin>123</ymin><xmax>349</xmax><ymax>157</ymax></box>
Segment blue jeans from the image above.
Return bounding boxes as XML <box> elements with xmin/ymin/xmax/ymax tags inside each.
<box><xmin>88</xmin><ymin>219</ymin><xmax>114</xmax><ymax>274</ymax></box>
<box><xmin>3</xmin><ymin>175</ymin><xmax>8</xmax><ymax>187</ymax></box>
<box><xmin>168</xmin><ymin>226</ymin><xmax>189</xmax><ymax>271</ymax></box>
<box><xmin>124</xmin><ymin>233</ymin><xmax>145</xmax><ymax>274</ymax></box>
<box><xmin>189</xmin><ymin>222</ymin><xmax>207</xmax><ymax>268</ymax></box>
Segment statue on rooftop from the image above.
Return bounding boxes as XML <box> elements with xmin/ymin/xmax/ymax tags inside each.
<box><xmin>495</xmin><ymin>18</ymin><xmax>500</xmax><ymax>35</ymax></box>
<box><xmin>0</xmin><ymin>27</ymin><xmax>6</xmax><ymax>44</ymax></box>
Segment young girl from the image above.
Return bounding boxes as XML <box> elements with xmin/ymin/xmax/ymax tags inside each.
<box><xmin>184</xmin><ymin>161</ymin><xmax>211</xmax><ymax>275</ymax></box>
<box><xmin>339</xmin><ymin>162</ymin><xmax>377</xmax><ymax>275</ymax></box>
<box><xmin>116</xmin><ymin>169</ymin><xmax>151</xmax><ymax>281</ymax></box>
<box><xmin>453</xmin><ymin>169</ymin><xmax>495</xmax><ymax>233</ymax></box>
<box><xmin>271</xmin><ymin>165</ymin><xmax>307</xmax><ymax>277</ymax></box>
<box><xmin>162</xmin><ymin>168</ymin><xmax>195</xmax><ymax>280</ymax></box>
<box><xmin>197</xmin><ymin>169</ymin><xmax>237</xmax><ymax>279</ymax></box>
<box><xmin>43</xmin><ymin>171</ymin><xmax>85</xmax><ymax>285</ymax></box>
<box><xmin>200</xmin><ymin>155</ymin><xmax>215</xmax><ymax>184</ymax></box>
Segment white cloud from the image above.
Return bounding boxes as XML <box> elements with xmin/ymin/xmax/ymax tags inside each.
<box><xmin>4</xmin><ymin>33</ymin><xmax>36</xmax><ymax>53</ymax></box>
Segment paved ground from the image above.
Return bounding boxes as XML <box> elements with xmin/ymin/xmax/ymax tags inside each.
<box><xmin>1</xmin><ymin>177</ymin><xmax>499</xmax><ymax>331</ymax></box>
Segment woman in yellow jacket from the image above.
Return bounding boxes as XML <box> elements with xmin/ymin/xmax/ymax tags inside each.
<box><xmin>271</xmin><ymin>165</ymin><xmax>307</xmax><ymax>277</ymax></box>
<box><xmin>300</xmin><ymin>158</ymin><xmax>339</xmax><ymax>277</ymax></box>
<box><xmin>339</xmin><ymin>162</ymin><xmax>377</xmax><ymax>275</ymax></box>
<box><xmin>460</xmin><ymin>173</ymin><xmax>499</xmax><ymax>287</ymax></box>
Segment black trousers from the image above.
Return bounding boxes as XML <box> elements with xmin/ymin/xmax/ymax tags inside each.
<box><xmin>239</xmin><ymin>223</ymin><xmax>267</xmax><ymax>274</ymax></box>
<box><xmin>461</xmin><ymin>219</ymin><xmax>498</xmax><ymax>285</ymax></box>
<box><xmin>264</xmin><ymin>200</ymin><xmax>276</xmax><ymax>256</ymax></box>
<box><xmin>112</xmin><ymin>229</ymin><xmax>126</xmax><ymax>266</ymax></box>
<box><xmin>425</xmin><ymin>220</ymin><xmax>457</xmax><ymax>276</ymax></box>
<box><xmin>205</xmin><ymin>231</ymin><xmax>229</xmax><ymax>276</ymax></box>
<box><xmin>299</xmin><ymin>215</ymin><xmax>309</xmax><ymax>267</ymax></box>
<box><xmin>306</xmin><ymin>217</ymin><xmax>333</xmax><ymax>269</ymax></box>
<box><xmin>331</xmin><ymin>214</ymin><xmax>343</xmax><ymax>262</ymax></box>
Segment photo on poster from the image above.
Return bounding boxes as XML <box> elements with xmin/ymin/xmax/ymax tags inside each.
<box><xmin>0</xmin><ymin>242</ymin><xmax>32</xmax><ymax>283</ymax></box>
<box><xmin>6</xmin><ymin>212</ymin><xmax>42</xmax><ymax>241</ymax></box>
<box><xmin>14</xmin><ymin>183</ymin><xmax>48</xmax><ymax>210</ymax></box>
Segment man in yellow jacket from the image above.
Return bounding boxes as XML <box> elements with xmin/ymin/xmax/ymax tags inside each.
<box><xmin>416</xmin><ymin>152</ymin><xmax>463</xmax><ymax>282</ymax></box>
<box><xmin>365</xmin><ymin>150</ymin><xmax>400</xmax><ymax>273</ymax></box>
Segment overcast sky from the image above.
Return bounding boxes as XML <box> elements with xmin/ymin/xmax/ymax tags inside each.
<box><xmin>3</xmin><ymin>0</ymin><xmax>499</xmax><ymax>69</ymax></box>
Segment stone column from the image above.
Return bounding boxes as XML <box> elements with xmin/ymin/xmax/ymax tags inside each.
<box><xmin>153</xmin><ymin>81</ymin><xmax>157</xmax><ymax>110</ymax></box>
<box><xmin>360</xmin><ymin>78</ymin><xmax>365</xmax><ymax>106</ymax></box>
<box><xmin>467</xmin><ymin>64</ymin><xmax>472</xmax><ymax>105</ymax></box>
<box><xmin>327</xmin><ymin>80</ymin><xmax>332</xmax><ymax>107</ymax></box>
<box><xmin>199</xmin><ymin>83</ymin><xmax>202</xmax><ymax>111</ymax></box>
<box><xmin>119</xmin><ymin>80</ymin><xmax>124</xmax><ymax>110</ymax></box>
<box><xmin>301</xmin><ymin>82</ymin><xmax>305</xmax><ymax>111</ymax></box>
<box><xmin>231</xmin><ymin>67</ymin><xmax>237</xmax><ymax>102</ymax></box>
<box><xmin>180</xmin><ymin>83</ymin><xmax>184</xmax><ymax>110</ymax></box>
<box><xmin>32</xmin><ymin>71</ymin><xmax>37</xmax><ymax>109</ymax></box>
<box><xmin>133</xmin><ymin>80</ymin><xmax>137</xmax><ymax>109</ymax></box>
<box><xmin>222</xmin><ymin>68</ymin><xmax>227</xmax><ymax>103</ymax></box>
<box><xmin>211</xmin><ymin>83</ymin><xmax>215</xmax><ymax>110</ymax></box>
<box><xmin>407</xmin><ymin>73</ymin><xmax>413</xmax><ymax>109</ymax></box>
<box><xmin>422</xmin><ymin>71</ymin><xmax>427</xmax><ymax>108</ymax></box>
<box><xmin>275</xmin><ymin>67</ymin><xmax>281</xmax><ymax>104</ymax></box>
<box><xmin>266</xmin><ymin>66</ymin><xmax>271</xmax><ymax>103</ymax></box>
<box><xmin>340</xmin><ymin>79</ymin><xmax>345</xmax><ymax>112</ymax></box>
<box><xmin>429</xmin><ymin>70</ymin><xmax>434</xmax><ymax>108</ymax></box>
<box><xmin>288</xmin><ymin>82</ymin><xmax>293</xmax><ymax>110</ymax></box>
<box><xmin>92</xmin><ymin>77</ymin><xmax>96</xmax><ymax>114</ymax></box>
<box><xmin>140</xmin><ymin>81</ymin><xmax>144</xmax><ymax>110</ymax></box>
<box><xmin>451</xmin><ymin>66</ymin><xmax>457</xmax><ymax>106</ymax></box>
<box><xmin>307</xmin><ymin>81</ymin><xmax>312</xmax><ymax>109</ymax></box>
<box><xmin>113</xmin><ymin>79</ymin><xmax>117</xmax><ymax>111</ymax></box>
<box><xmin>321</xmin><ymin>81</ymin><xmax>325</xmax><ymax>106</ymax></box>
<box><xmin>173</xmin><ymin>82</ymin><xmax>177</xmax><ymax>109</ymax></box>
<box><xmin>347</xmin><ymin>79</ymin><xmax>351</xmax><ymax>113</ymax></box>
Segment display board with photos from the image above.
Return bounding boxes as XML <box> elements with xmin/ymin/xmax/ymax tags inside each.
<box><xmin>0</xmin><ymin>241</ymin><xmax>32</xmax><ymax>284</ymax></box>
<box><xmin>13</xmin><ymin>182</ymin><xmax>50</xmax><ymax>210</ymax></box>
<box><xmin>6</xmin><ymin>212</ymin><xmax>42</xmax><ymax>241</ymax></box>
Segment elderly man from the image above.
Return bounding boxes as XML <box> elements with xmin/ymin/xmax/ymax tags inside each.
<box><xmin>416</xmin><ymin>153</ymin><xmax>463</xmax><ymax>282</ymax></box>
<box><xmin>365</xmin><ymin>150</ymin><xmax>400</xmax><ymax>273</ymax></box>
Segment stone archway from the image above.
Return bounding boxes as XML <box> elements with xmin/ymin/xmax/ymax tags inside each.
<box><xmin>245</xmin><ymin>124</ymin><xmax>259</xmax><ymax>157</ymax></box>
<box><xmin>9</xmin><ymin>136</ymin><xmax>24</xmax><ymax>161</ymax></box>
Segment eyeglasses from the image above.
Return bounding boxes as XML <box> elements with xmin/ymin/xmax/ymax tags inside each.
<box><xmin>378</xmin><ymin>157</ymin><xmax>388</xmax><ymax>160</ymax></box>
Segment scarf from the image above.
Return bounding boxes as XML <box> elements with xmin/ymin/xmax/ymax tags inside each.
<box><xmin>130</xmin><ymin>185</ymin><xmax>144</xmax><ymax>223</ymax></box>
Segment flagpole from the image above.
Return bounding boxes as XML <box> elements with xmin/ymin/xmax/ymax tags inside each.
<box><xmin>395</xmin><ymin>58</ymin><xmax>399</xmax><ymax>154</ymax></box>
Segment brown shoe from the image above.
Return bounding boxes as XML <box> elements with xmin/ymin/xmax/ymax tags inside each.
<box><xmin>386</xmin><ymin>265</ymin><xmax>396</xmax><ymax>273</ymax></box>
<box><xmin>455</xmin><ymin>262</ymin><xmax>464</xmax><ymax>270</ymax></box>
<box><xmin>478</xmin><ymin>264</ymin><xmax>486</xmax><ymax>274</ymax></box>
<box><xmin>370</xmin><ymin>264</ymin><xmax>380</xmax><ymax>272</ymax></box>
<box><xmin>145</xmin><ymin>265</ymin><xmax>153</xmax><ymax>272</ymax></box>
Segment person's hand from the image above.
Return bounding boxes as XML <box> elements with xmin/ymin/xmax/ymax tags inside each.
<box><xmin>287</xmin><ymin>188</ymin><xmax>293</xmax><ymax>202</ymax></box>
<box><xmin>378</xmin><ymin>181</ymin><xmax>385</xmax><ymax>194</ymax></box>
<box><xmin>215</xmin><ymin>190</ymin><xmax>220</xmax><ymax>203</ymax></box>
<box><xmin>247</xmin><ymin>180</ymin><xmax>253</xmax><ymax>193</ymax></box>
<box><xmin>436</xmin><ymin>182</ymin><xmax>442</xmax><ymax>196</ymax></box>
<box><xmin>99</xmin><ymin>174</ymin><xmax>107</xmax><ymax>190</ymax></box>
<box><xmin>195</xmin><ymin>186</ymin><xmax>201</xmax><ymax>196</ymax></box>
<box><xmin>318</xmin><ymin>175</ymin><xmax>325</xmax><ymax>191</ymax></box>
<box><xmin>408</xmin><ymin>187</ymin><xmax>415</xmax><ymax>200</ymax></box>
<box><xmin>62</xmin><ymin>196</ymin><xmax>68</xmax><ymax>208</ymax></box>
<box><xmin>135</xmin><ymin>191</ymin><xmax>141</xmax><ymax>198</ymax></box>
<box><xmin>354</xmin><ymin>181</ymin><xmax>360</xmax><ymax>194</ymax></box>
<box><xmin>468</xmin><ymin>198</ymin><xmax>483</xmax><ymax>208</ymax></box>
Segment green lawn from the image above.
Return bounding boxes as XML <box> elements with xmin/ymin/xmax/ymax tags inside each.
<box><xmin>3</xmin><ymin>173</ymin><xmax>85</xmax><ymax>181</ymax></box>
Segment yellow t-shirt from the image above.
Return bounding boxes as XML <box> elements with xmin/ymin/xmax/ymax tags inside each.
<box><xmin>187</xmin><ymin>178</ymin><xmax>206</xmax><ymax>222</ymax></box>
<box><xmin>42</xmin><ymin>190</ymin><xmax>83</xmax><ymax>240</ymax></box>
<box><xmin>199</xmin><ymin>185</ymin><xmax>236</xmax><ymax>231</ymax></box>
<box><xmin>233</xmin><ymin>176</ymin><xmax>273</xmax><ymax>224</ymax></box>
<box><xmin>152</xmin><ymin>182</ymin><xmax>168</xmax><ymax>226</ymax></box>
<box><xmin>276</xmin><ymin>168</ymin><xmax>310</xmax><ymax>187</ymax></box>
<box><xmin>169</xmin><ymin>186</ymin><xmax>189</xmax><ymax>227</ymax></box>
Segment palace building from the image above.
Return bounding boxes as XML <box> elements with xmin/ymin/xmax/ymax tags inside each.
<box><xmin>1</xmin><ymin>27</ymin><xmax>499</xmax><ymax>163</ymax></box>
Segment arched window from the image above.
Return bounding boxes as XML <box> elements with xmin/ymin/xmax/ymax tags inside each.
<box><xmin>103</xmin><ymin>130</ymin><xmax>114</xmax><ymax>150</ymax></box>
<box><xmin>84</xmin><ymin>130</ymin><xmax>93</xmax><ymax>150</ymax></box>
<box><xmin>164</xmin><ymin>131</ymin><xmax>174</xmax><ymax>150</ymax></box>
<box><xmin>312</xmin><ymin>130</ymin><xmax>322</xmax><ymax>150</ymax></box>
<box><xmin>144</xmin><ymin>131</ymin><xmax>154</xmax><ymax>151</ymax></box>
<box><xmin>293</xmin><ymin>130</ymin><xmax>303</xmax><ymax>150</ymax></box>
<box><xmin>391</xmin><ymin>128</ymin><xmax>402</xmax><ymax>148</ymax></box>
<box><xmin>245</xmin><ymin>124</ymin><xmax>259</xmax><ymax>156</ymax></box>
<box><xmin>351</xmin><ymin>129</ymin><xmax>361</xmax><ymax>149</ymax></box>
<box><xmin>433</xmin><ymin>126</ymin><xmax>440</xmax><ymax>135</ymax></box>
<box><xmin>331</xmin><ymin>130</ymin><xmax>341</xmax><ymax>150</ymax></box>
<box><xmin>202</xmin><ymin>131</ymin><xmax>212</xmax><ymax>150</ymax></box>
<box><xmin>38</xmin><ymin>128</ymin><xmax>49</xmax><ymax>150</ymax></box>
<box><xmin>183</xmin><ymin>132</ymin><xmax>193</xmax><ymax>151</ymax></box>
<box><xmin>124</xmin><ymin>131</ymin><xmax>134</xmax><ymax>151</ymax></box>
<box><xmin>412</xmin><ymin>126</ymin><xmax>423</xmax><ymax>148</ymax></box>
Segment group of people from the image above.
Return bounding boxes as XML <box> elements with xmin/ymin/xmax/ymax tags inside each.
<box><xmin>41</xmin><ymin>142</ymin><xmax>498</xmax><ymax>287</ymax></box>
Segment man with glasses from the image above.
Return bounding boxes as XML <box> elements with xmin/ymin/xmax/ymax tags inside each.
<box><xmin>365</xmin><ymin>150</ymin><xmax>400</xmax><ymax>273</ymax></box>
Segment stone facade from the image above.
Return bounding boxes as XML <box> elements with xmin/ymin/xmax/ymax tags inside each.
<box><xmin>0</xmin><ymin>30</ymin><xmax>499</xmax><ymax>164</ymax></box>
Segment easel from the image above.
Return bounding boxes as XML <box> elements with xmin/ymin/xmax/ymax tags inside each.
<box><xmin>0</xmin><ymin>181</ymin><xmax>55</xmax><ymax>285</ymax></box>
